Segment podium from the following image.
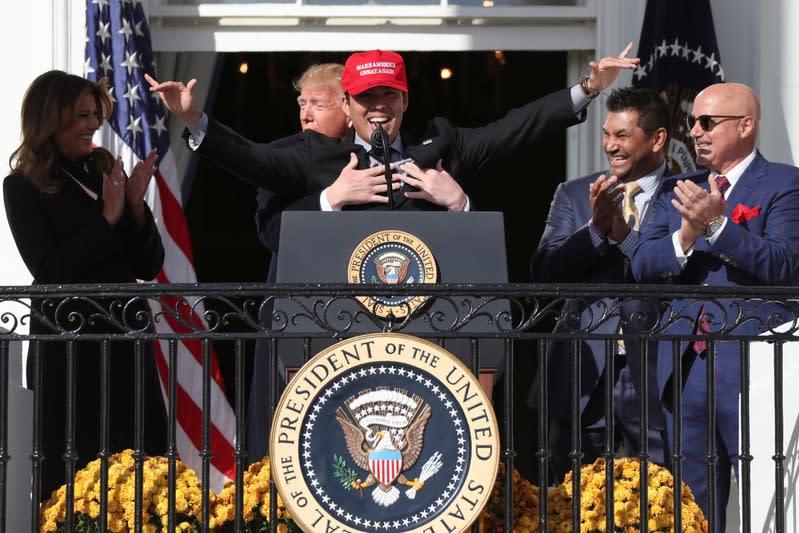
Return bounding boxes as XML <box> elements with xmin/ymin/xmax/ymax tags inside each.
<box><xmin>273</xmin><ymin>211</ymin><xmax>510</xmax><ymax>395</ymax></box>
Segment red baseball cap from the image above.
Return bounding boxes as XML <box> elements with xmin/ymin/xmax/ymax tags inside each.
<box><xmin>341</xmin><ymin>50</ymin><xmax>408</xmax><ymax>95</ymax></box>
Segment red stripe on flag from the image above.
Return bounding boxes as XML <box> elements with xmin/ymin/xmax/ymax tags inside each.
<box><xmin>152</xmin><ymin>280</ymin><xmax>227</xmax><ymax>392</ymax></box>
<box><xmin>152</xmin><ymin>338</ymin><xmax>236</xmax><ymax>479</ymax></box>
<box><xmin>154</xmin><ymin>169</ymin><xmax>195</xmax><ymax>264</ymax></box>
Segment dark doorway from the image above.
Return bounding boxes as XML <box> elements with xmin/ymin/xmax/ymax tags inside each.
<box><xmin>184</xmin><ymin>50</ymin><xmax>570</xmax><ymax>482</ymax></box>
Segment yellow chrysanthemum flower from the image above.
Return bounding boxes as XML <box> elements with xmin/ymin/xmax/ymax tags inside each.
<box><xmin>547</xmin><ymin>457</ymin><xmax>709</xmax><ymax>533</ymax></box>
<box><xmin>38</xmin><ymin>450</ymin><xmax>204</xmax><ymax>533</ymax></box>
<box><xmin>209</xmin><ymin>455</ymin><xmax>299</xmax><ymax>532</ymax></box>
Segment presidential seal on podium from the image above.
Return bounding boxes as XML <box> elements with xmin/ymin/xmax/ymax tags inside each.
<box><xmin>270</xmin><ymin>333</ymin><xmax>499</xmax><ymax>533</ymax></box>
<box><xmin>348</xmin><ymin>230</ymin><xmax>438</xmax><ymax>319</ymax></box>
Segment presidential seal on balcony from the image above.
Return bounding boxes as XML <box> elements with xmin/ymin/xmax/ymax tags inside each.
<box><xmin>270</xmin><ymin>333</ymin><xmax>499</xmax><ymax>533</ymax></box>
<box><xmin>348</xmin><ymin>230</ymin><xmax>437</xmax><ymax>319</ymax></box>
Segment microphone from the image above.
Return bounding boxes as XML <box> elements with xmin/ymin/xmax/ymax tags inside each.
<box><xmin>371</xmin><ymin>123</ymin><xmax>395</xmax><ymax>210</ymax></box>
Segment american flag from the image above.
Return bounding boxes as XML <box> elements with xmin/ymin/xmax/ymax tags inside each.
<box><xmin>84</xmin><ymin>0</ymin><xmax>236</xmax><ymax>490</ymax></box>
<box><xmin>632</xmin><ymin>0</ymin><xmax>725</xmax><ymax>173</ymax></box>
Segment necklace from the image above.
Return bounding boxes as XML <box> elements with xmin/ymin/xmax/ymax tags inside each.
<box><xmin>59</xmin><ymin>164</ymin><xmax>98</xmax><ymax>201</ymax></box>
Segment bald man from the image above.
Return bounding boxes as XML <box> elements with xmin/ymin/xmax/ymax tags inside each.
<box><xmin>632</xmin><ymin>83</ymin><xmax>799</xmax><ymax>531</ymax></box>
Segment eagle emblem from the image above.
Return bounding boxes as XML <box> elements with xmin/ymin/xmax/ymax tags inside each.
<box><xmin>335</xmin><ymin>388</ymin><xmax>443</xmax><ymax>507</ymax></box>
<box><xmin>373</xmin><ymin>251</ymin><xmax>412</xmax><ymax>284</ymax></box>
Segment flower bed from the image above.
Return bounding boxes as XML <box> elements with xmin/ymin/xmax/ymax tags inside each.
<box><xmin>480</xmin><ymin>458</ymin><xmax>707</xmax><ymax>533</ymax></box>
<box><xmin>41</xmin><ymin>454</ymin><xmax>706</xmax><ymax>533</ymax></box>
<box><xmin>40</xmin><ymin>450</ymin><xmax>203</xmax><ymax>532</ymax></box>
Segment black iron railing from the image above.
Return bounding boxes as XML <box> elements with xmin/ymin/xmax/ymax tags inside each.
<box><xmin>1</xmin><ymin>282</ymin><xmax>797</xmax><ymax>533</ymax></box>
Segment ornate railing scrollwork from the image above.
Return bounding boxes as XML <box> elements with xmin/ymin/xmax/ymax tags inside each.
<box><xmin>1</xmin><ymin>283</ymin><xmax>799</xmax><ymax>343</ymax></box>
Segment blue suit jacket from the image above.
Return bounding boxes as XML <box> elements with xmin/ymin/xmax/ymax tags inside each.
<box><xmin>629</xmin><ymin>153</ymin><xmax>799</xmax><ymax>488</ymax></box>
<box><xmin>630</xmin><ymin>153</ymin><xmax>799</xmax><ymax>516</ymax></box>
<box><xmin>530</xmin><ymin>170</ymin><xmax>668</xmax><ymax>428</ymax></box>
<box><xmin>632</xmin><ymin>153</ymin><xmax>799</xmax><ymax>402</ymax></box>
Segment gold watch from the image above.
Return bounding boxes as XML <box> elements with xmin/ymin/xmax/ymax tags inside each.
<box><xmin>704</xmin><ymin>215</ymin><xmax>726</xmax><ymax>238</ymax></box>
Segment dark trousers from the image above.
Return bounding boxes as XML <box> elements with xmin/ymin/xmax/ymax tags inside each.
<box><xmin>549</xmin><ymin>364</ymin><xmax>669</xmax><ymax>484</ymax></box>
<box><xmin>664</xmin><ymin>346</ymin><xmax>739</xmax><ymax>533</ymax></box>
<box><xmin>30</xmin><ymin>340</ymin><xmax>167</xmax><ymax>498</ymax></box>
<box><xmin>245</xmin><ymin>336</ymin><xmax>284</xmax><ymax>464</ymax></box>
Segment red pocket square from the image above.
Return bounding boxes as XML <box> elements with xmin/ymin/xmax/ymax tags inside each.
<box><xmin>731</xmin><ymin>203</ymin><xmax>760</xmax><ymax>224</ymax></box>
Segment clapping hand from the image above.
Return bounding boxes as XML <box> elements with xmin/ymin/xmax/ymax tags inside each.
<box><xmin>589</xmin><ymin>174</ymin><xmax>628</xmax><ymax>241</ymax></box>
<box><xmin>102</xmin><ymin>157</ymin><xmax>126</xmax><ymax>226</ymax></box>
<box><xmin>126</xmin><ymin>148</ymin><xmax>158</xmax><ymax>225</ymax></box>
<box><xmin>673</xmin><ymin>177</ymin><xmax>727</xmax><ymax>252</ymax></box>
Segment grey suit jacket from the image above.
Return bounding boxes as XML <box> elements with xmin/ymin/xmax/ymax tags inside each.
<box><xmin>529</xmin><ymin>170</ymin><xmax>668</xmax><ymax>428</ymax></box>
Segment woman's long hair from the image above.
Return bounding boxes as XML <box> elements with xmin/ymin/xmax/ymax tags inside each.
<box><xmin>9</xmin><ymin>70</ymin><xmax>113</xmax><ymax>193</ymax></box>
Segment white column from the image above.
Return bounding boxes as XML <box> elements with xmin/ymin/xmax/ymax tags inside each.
<box><xmin>0</xmin><ymin>5</ymin><xmax>82</xmax><ymax>528</ymax></box>
<box><xmin>748</xmin><ymin>1</ymin><xmax>799</xmax><ymax>531</ymax></box>
<box><xmin>0</xmin><ymin>0</ymin><xmax>84</xmax><ymax>290</ymax></box>
<box><xmin>755</xmin><ymin>0</ymin><xmax>798</xmax><ymax>166</ymax></box>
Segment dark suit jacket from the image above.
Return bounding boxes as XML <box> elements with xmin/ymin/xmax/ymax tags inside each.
<box><xmin>196</xmin><ymin>87</ymin><xmax>580</xmax><ymax>205</ymax></box>
<box><xmin>529</xmin><ymin>170</ymin><xmax>667</xmax><ymax>428</ymax></box>
<box><xmin>3</xmin><ymin>166</ymin><xmax>166</xmax><ymax>494</ymax></box>
<box><xmin>217</xmin><ymin>87</ymin><xmax>582</xmax><ymax>279</ymax></box>
<box><xmin>4</xmin><ymin>169</ymin><xmax>163</xmax><ymax>284</ymax></box>
<box><xmin>632</xmin><ymin>153</ymin><xmax>799</xmax><ymax>390</ymax></box>
<box><xmin>631</xmin><ymin>153</ymin><xmax>799</xmax><ymax>452</ymax></box>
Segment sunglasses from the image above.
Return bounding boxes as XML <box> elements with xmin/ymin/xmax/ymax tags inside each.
<box><xmin>686</xmin><ymin>114</ymin><xmax>746</xmax><ymax>131</ymax></box>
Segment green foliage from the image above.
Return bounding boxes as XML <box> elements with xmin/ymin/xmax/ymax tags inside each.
<box><xmin>55</xmin><ymin>513</ymin><xmax>100</xmax><ymax>533</ymax></box>
<box><xmin>332</xmin><ymin>454</ymin><xmax>359</xmax><ymax>490</ymax></box>
<box><xmin>55</xmin><ymin>511</ymin><xmax>202</xmax><ymax>533</ymax></box>
<box><xmin>215</xmin><ymin>508</ymin><xmax>302</xmax><ymax>533</ymax></box>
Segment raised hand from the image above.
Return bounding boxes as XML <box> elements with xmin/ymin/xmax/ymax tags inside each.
<box><xmin>144</xmin><ymin>73</ymin><xmax>203</xmax><ymax>126</ymax></box>
<box><xmin>585</xmin><ymin>42</ymin><xmax>640</xmax><ymax>93</ymax></box>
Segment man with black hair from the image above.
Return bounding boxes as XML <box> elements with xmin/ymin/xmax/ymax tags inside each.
<box><xmin>530</xmin><ymin>87</ymin><xmax>671</xmax><ymax>481</ymax></box>
<box><xmin>147</xmin><ymin>47</ymin><xmax>640</xmax><ymax>465</ymax></box>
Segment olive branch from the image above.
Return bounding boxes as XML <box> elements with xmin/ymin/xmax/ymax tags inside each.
<box><xmin>332</xmin><ymin>454</ymin><xmax>360</xmax><ymax>492</ymax></box>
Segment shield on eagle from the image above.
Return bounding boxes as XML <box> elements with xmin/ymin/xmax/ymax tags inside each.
<box><xmin>368</xmin><ymin>449</ymin><xmax>403</xmax><ymax>486</ymax></box>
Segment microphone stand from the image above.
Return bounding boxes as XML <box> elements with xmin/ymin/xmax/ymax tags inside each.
<box><xmin>371</xmin><ymin>123</ymin><xmax>395</xmax><ymax>210</ymax></box>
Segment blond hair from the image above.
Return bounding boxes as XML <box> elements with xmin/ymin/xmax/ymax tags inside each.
<box><xmin>292</xmin><ymin>63</ymin><xmax>344</xmax><ymax>98</ymax></box>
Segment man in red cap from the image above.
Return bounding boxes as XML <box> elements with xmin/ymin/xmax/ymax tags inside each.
<box><xmin>146</xmin><ymin>48</ymin><xmax>639</xmax><ymax>463</ymax></box>
<box><xmin>147</xmin><ymin>45</ymin><xmax>639</xmax><ymax>215</ymax></box>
